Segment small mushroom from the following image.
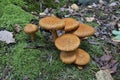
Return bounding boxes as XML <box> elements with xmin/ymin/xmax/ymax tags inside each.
<box><xmin>60</xmin><ymin>50</ymin><xmax>77</xmax><ymax>64</ymax></box>
<box><xmin>39</xmin><ymin>16</ymin><xmax>65</xmax><ymax>41</ymax></box>
<box><xmin>62</xmin><ymin>18</ymin><xmax>79</xmax><ymax>32</ymax></box>
<box><xmin>55</xmin><ymin>34</ymin><xmax>80</xmax><ymax>51</ymax></box>
<box><xmin>24</xmin><ymin>24</ymin><xmax>38</xmax><ymax>41</ymax></box>
<box><xmin>72</xmin><ymin>23</ymin><xmax>95</xmax><ymax>38</ymax></box>
<box><xmin>74</xmin><ymin>49</ymin><xmax>90</xmax><ymax>67</ymax></box>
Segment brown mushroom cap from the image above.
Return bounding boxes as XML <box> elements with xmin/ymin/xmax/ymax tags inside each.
<box><xmin>39</xmin><ymin>16</ymin><xmax>65</xmax><ymax>30</ymax></box>
<box><xmin>62</xmin><ymin>18</ymin><xmax>79</xmax><ymax>32</ymax></box>
<box><xmin>24</xmin><ymin>24</ymin><xmax>38</xmax><ymax>34</ymax></box>
<box><xmin>55</xmin><ymin>34</ymin><xmax>80</xmax><ymax>51</ymax></box>
<box><xmin>60</xmin><ymin>50</ymin><xmax>77</xmax><ymax>64</ymax></box>
<box><xmin>74</xmin><ymin>49</ymin><xmax>90</xmax><ymax>65</ymax></box>
<box><xmin>72</xmin><ymin>23</ymin><xmax>95</xmax><ymax>38</ymax></box>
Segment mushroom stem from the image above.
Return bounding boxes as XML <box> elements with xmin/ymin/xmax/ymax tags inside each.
<box><xmin>30</xmin><ymin>33</ymin><xmax>35</xmax><ymax>41</ymax></box>
<box><xmin>50</xmin><ymin>30</ymin><xmax>58</xmax><ymax>41</ymax></box>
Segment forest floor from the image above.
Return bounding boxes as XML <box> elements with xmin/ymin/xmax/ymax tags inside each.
<box><xmin>0</xmin><ymin>0</ymin><xmax>120</xmax><ymax>80</ymax></box>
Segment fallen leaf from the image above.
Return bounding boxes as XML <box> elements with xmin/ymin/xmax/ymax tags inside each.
<box><xmin>112</xmin><ymin>30</ymin><xmax>120</xmax><ymax>42</ymax></box>
<box><xmin>87</xmin><ymin>5</ymin><xmax>93</xmax><ymax>8</ymax></box>
<box><xmin>85</xmin><ymin>17</ymin><xmax>95</xmax><ymax>22</ymax></box>
<box><xmin>44</xmin><ymin>8</ymin><xmax>49</xmax><ymax>14</ymax></box>
<box><xmin>39</xmin><ymin>12</ymin><xmax>47</xmax><ymax>16</ymax></box>
<box><xmin>112</xmin><ymin>35</ymin><xmax>120</xmax><ymax>42</ymax></box>
<box><xmin>110</xmin><ymin>60</ymin><xmax>119</xmax><ymax>73</ymax></box>
<box><xmin>100</xmin><ymin>54</ymin><xmax>112</xmax><ymax>62</ymax></box>
<box><xmin>71</xmin><ymin>4</ymin><xmax>79</xmax><ymax>11</ymax></box>
<box><xmin>95</xmin><ymin>53</ymin><xmax>119</xmax><ymax>74</ymax></box>
<box><xmin>0</xmin><ymin>30</ymin><xmax>16</xmax><ymax>44</ymax></box>
<box><xmin>96</xmin><ymin>69</ymin><xmax>114</xmax><ymax>80</ymax></box>
<box><xmin>109</xmin><ymin>2</ymin><xmax>117</xmax><ymax>7</ymax></box>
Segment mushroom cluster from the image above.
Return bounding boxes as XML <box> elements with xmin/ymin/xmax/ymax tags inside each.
<box><xmin>39</xmin><ymin>16</ymin><xmax>95</xmax><ymax>69</ymax></box>
<box><xmin>24</xmin><ymin>16</ymin><xmax>95</xmax><ymax>69</ymax></box>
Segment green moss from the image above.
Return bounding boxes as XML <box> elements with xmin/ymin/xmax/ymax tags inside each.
<box><xmin>0</xmin><ymin>0</ymin><xmax>11</xmax><ymax>17</ymax></box>
<box><xmin>11</xmin><ymin>41</ymin><xmax>97</xmax><ymax>79</ymax></box>
<box><xmin>9</xmin><ymin>0</ymin><xmax>26</xmax><ymax>7</ymax></box>
<box><xmin>23</xmin><ymin>0</ymin><xmax>40</xmax><ymax>12</ymax></box>
<box><xmin>86</xmin><ymin>22</ymin><xmax>100</xmax><ymax>27</ymax></box>
<box><xmin>12</xmin><ymin>42</ymin><xmax>41</xmax><ymax>79</ymax></box>
<box><xmin>0</xmin><ymin>4</ymin><xmax>34</xmax><ymax>31</ymax></box>
<box><xmin>0</xmin><ymin>32</ymin><xmax>100</xmax><ymax>80</ymax></box>
<box><xmin>42</xmin><ymin>0</ymin><xmax>75</xmax><ymax>9</ymax></box>
<box><xmin>0</xmin><ymin>0</ymin><xmax>26</xmax><ymax>17</ymax></box>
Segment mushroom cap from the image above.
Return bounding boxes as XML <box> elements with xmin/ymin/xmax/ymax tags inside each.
<box><xmin>60</xmin><ymin>50</ymin><xmax>77</xmax><ymax>64</ymax></box>
<box><xmin>39</xmin><ymin>16</ymin><xmax>65</xmax><ymax>30</ymax></box>
<box><xmin>63</xmin><ymin>18</ymin><xmax>79</xmax><ymax>32</ymax></box>
<box><xmin>55</xmin><ymin>34</ymin><xmax>80</xmax><ymax>51</ymax></box>
<box><xmin>72</xmin><ymin>23</ymin><xmax>95</xmax><ymax>38</ymax></box>
<box><xmin>24</xmin><ymin>24</ymin><xmax>38</xmax><ymax>34</ymax></box>
<box><xmin>74</xmin><ymin>49</ymin><xmax>90</xmax><ymax>65</ymax></box>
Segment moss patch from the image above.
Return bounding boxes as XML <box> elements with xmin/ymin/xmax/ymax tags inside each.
<box><xmin>0</xmin><ymin>4</ymin><xmax>34</xmax><ymax>31</ymax></box>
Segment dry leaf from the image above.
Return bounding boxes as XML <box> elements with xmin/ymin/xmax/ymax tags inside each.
<box><xmin>0</xmin><ymin>30</ymin><xmax>15</xmax><ymax>44</ymax></box>
<box><xmin>71</xmin><ymin>4</ymin><xmax>79</xmax><ymax>11</ymax></box>
<box><xmin>44</xmin><ymin>8</ymin><xmax>49</xmax><ymax>14</ymax></box>
<box><xmin>87</xmin><ymin>5</ymin><xmax>93</xmax><ymax>8</ymax></box>
<box><xmin>109</xmin><ymin>2</ymin><xmax>117</xmax><ymax>7</ymax></box>
<box><xmin>100</xmin><ymin>54</ymin><xmax>112</xmax><ymax>62</ymax></box>
<box><xmin>39</xmin><ymin>12</ymin><xmax>47</xmax><ymax>16</ymax></box>
<box><xmin>95</xmin><ymin>53</ymin><xmax>118</xmax><ymax>74</ymax></box>
<box><xmin>96</xmin><ymin>69</ymin><xmax>114</xmax><ymax>80</ymax></box>
<box><xmin>85</xmin><ymin>17</ymin><xmax>95</xmax><ymax>22</ymax></box>
<box><xmin>109</xmin><ymin>60</ymin><xmax>119</xmax><ymax>73</ymax></box>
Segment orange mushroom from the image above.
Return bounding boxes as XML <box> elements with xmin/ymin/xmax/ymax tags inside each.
<box><xmin>55</xmin><ymin>34</ymin><xmax>80</xmax><ymax>51</ymax></box>
<box><xmin>24</xmin><ymin>24</ymin><xmax>38</xmax><ymax>41</ymax></box>
<box><xmin>62</xmin><ymin>18</ymin><xmax>79</xmax><ymax>32</ymax></box>
<box><xmin>74</xmin><ymin>48</ymin><xmax>90</xmax><ymax>67</ymax></box>
<box><xmin>39</xmin><ymin>16</ymin><xmax>65</xmax><ymax>40</ymax></box>
<box><xmin>60</xmin><ymin>50</ymin><xmax>77</xmax><ymax>64</ymax></box>
<box><xmin>72</xmin><ymin>23</ymin><xmax>95</xmax><ymax>38</ymax></box>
